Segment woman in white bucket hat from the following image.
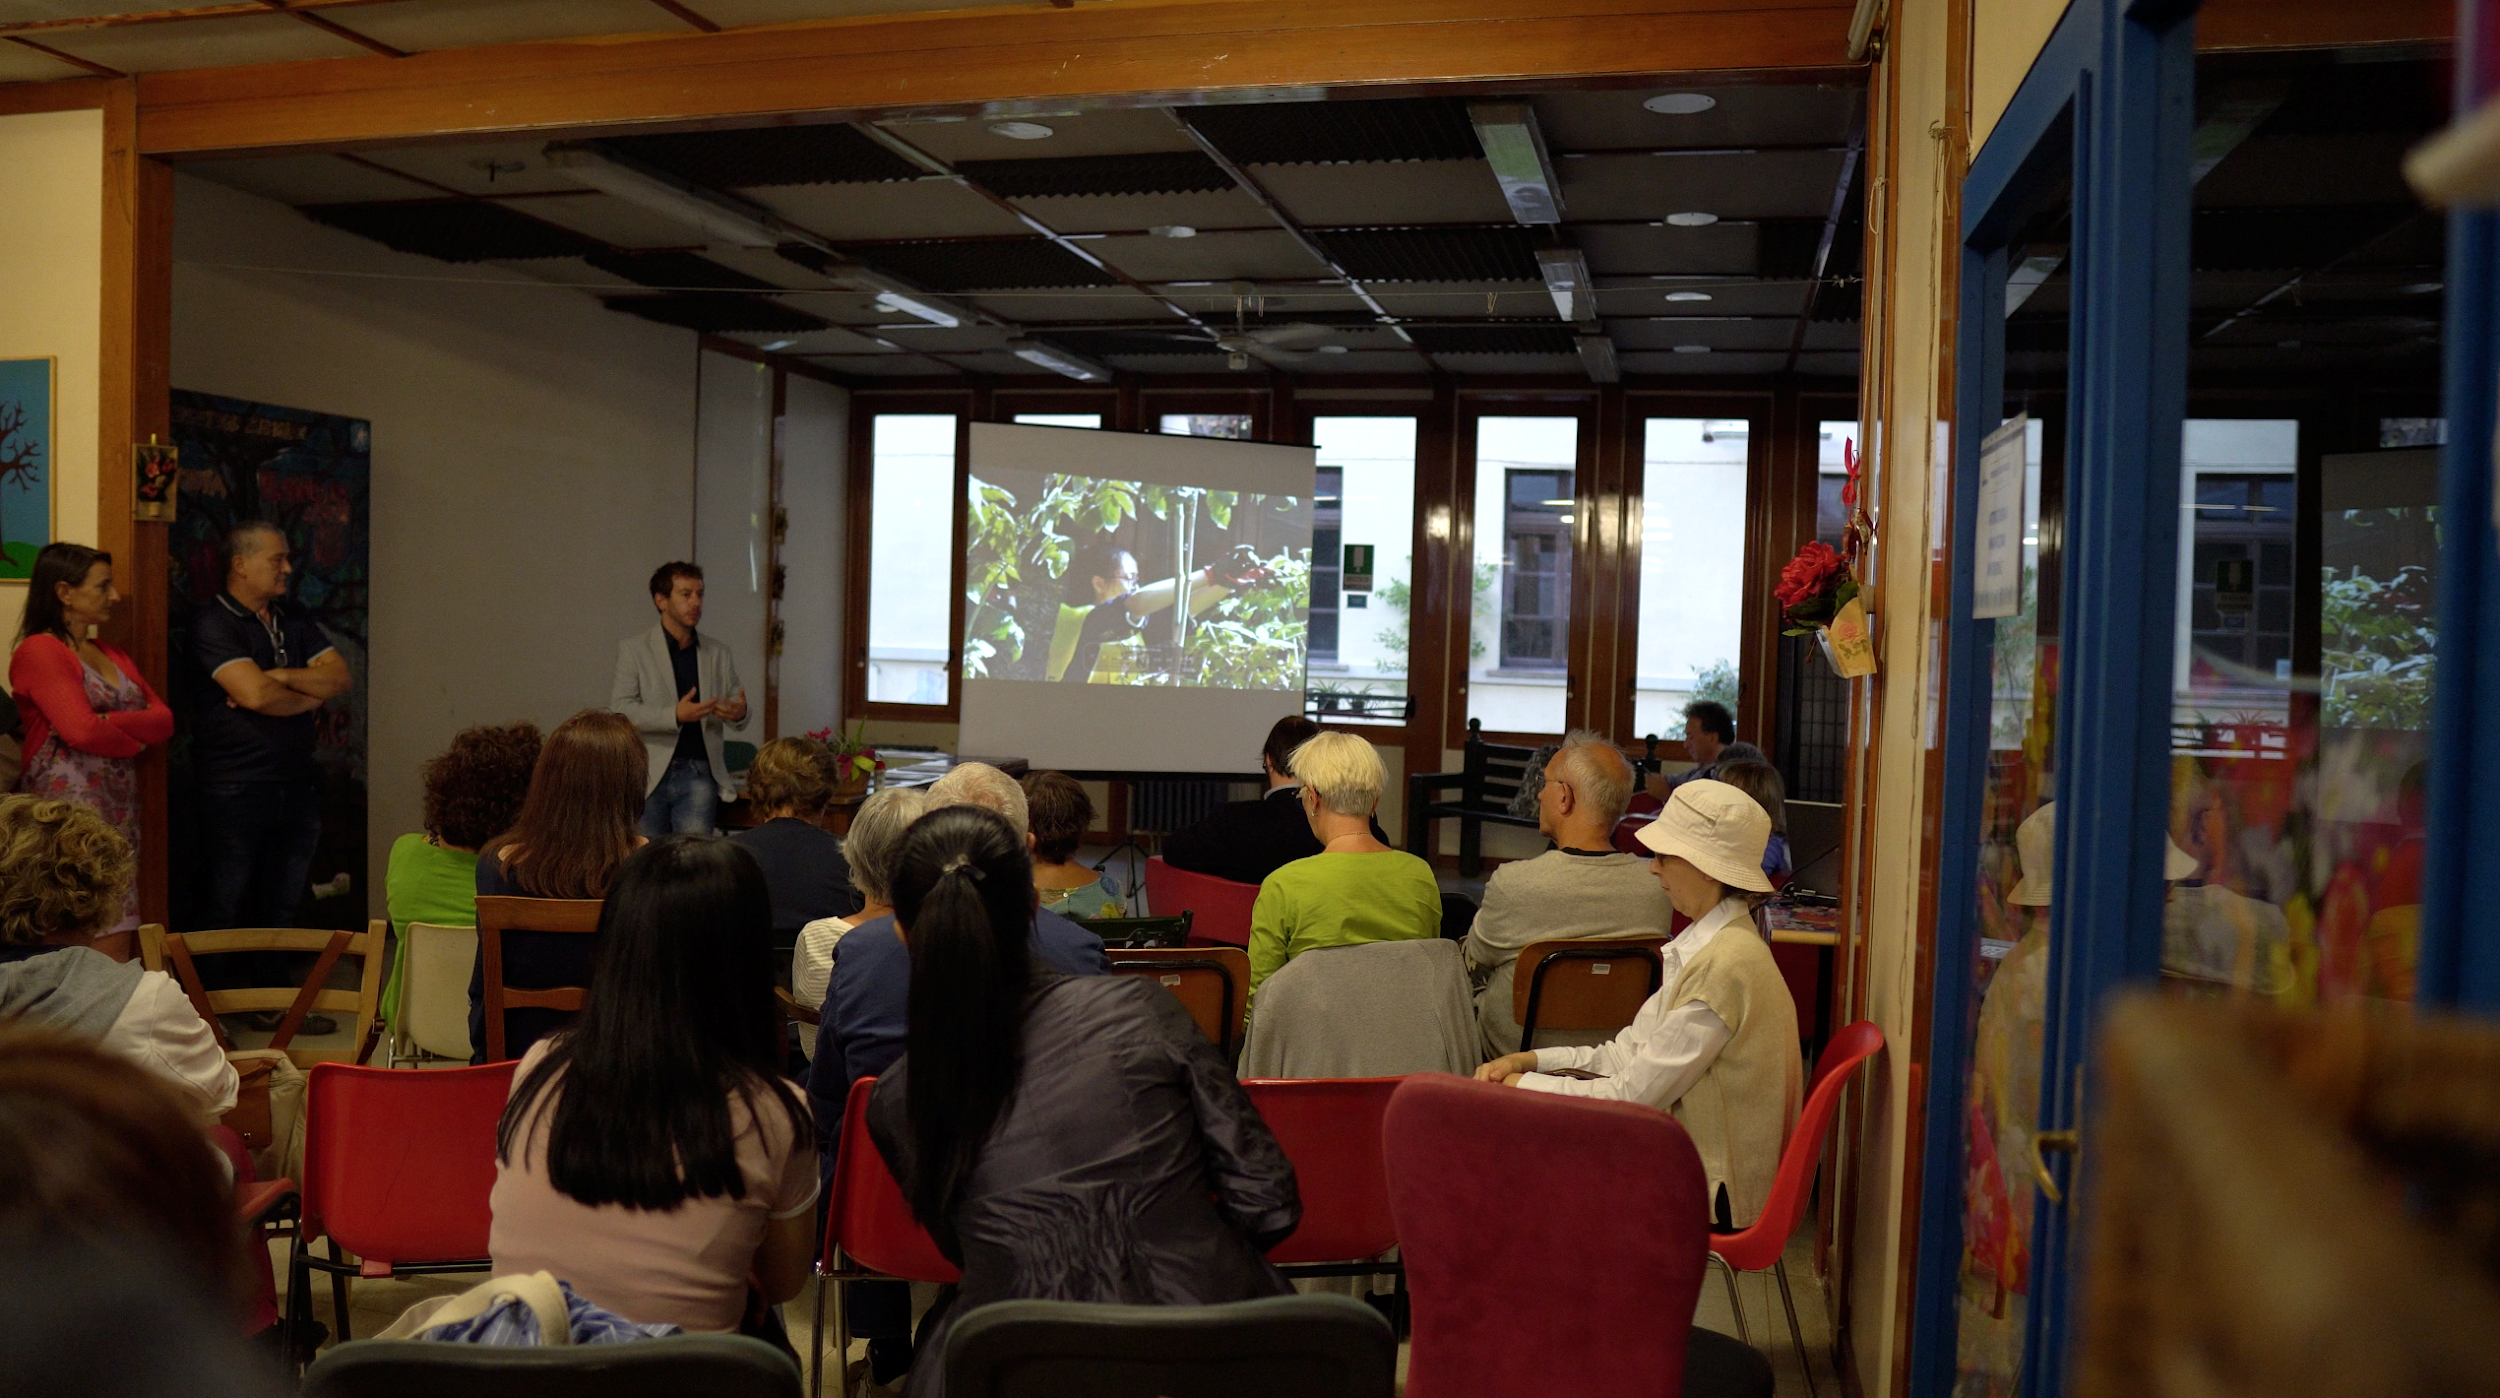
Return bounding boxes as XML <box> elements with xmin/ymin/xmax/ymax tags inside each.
<box><xmin>1474</xmin><ymin>779</ymin><xmax>1804</xmax><ymax>1229</ymax></box>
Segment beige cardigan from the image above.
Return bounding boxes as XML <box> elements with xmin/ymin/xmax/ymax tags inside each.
<box><xmin>1667</xmin><ymin>920</ymin><xmax>1803</xmax><ymax>1227</ymax></box>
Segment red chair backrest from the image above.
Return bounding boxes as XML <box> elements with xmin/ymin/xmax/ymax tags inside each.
<box><xmin>1241</xmin><ymin>1077</ymin><xmax>1401</xmax><ymax>1265</ymax></box>
<box><xmin>1141</xmin><ymin>857</ymin><xmax>1260</xmax><ymax>949</ymax></box>
<box><xmin>1711</xmin><ymin>1018</ymin><xmax>1885</xmax><ymax>1270</ymax></box>
<box><xmin>302</xmin><ymin>1060</ymin><xmax>516</xmax><ymax>1268</ymax></box>
<box><xmin>1384</xmin><ymin>1075</ymin><xmax>1709</xmax><ymax>1398</ymax></box>
<box><xmin>825</xmin><ymin>1077</ymin><xmax>961</xmax><ymax>1283</ymax></box>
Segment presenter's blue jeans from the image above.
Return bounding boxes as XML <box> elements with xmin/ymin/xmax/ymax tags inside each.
<box><xmin>641</xmin><ymin>756</ymin><xmax>719</xmax><ymax>837</ymax></box>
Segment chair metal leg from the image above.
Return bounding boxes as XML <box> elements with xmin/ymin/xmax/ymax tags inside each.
<box><xmin>830</xmin><ymin>1263</ymin><xmax>853</xmax><ymax>1398</ymax></box>
<box><xmin>286</xmin><ymin>1233</ymin><xmax>311</xmax><ymax>1373</ymax></box>
<box><xmin>1710</xmin><ymin>1253</ymin><xmax>1750</xmax><ymax>1347</ymax></box>
<box><xmin>808</xmin><ymin>1271</ymin><xmax>828</xmax><ymax>1398</ymax></box>
<box><xmin>326</xmin><ymin>1238</ymin><xmax>353</xmax><ymax>1343</ymax></box>
<box><xmin>1775</xmin><ymin>1257</ymin><xmax>1817</xmax><ymax>1398</ymax></box>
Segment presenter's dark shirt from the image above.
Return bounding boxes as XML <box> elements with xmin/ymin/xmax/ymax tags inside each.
<box><xmin>1159</xmin><ymin>785</ymin><xmax>1390</xmax><ymax>888</ymax></box>
<box><xmin>189</xmin><ymin>592</ymin><xmax>331</xmax><ymax>784</ymax></box>
<box><xmin>728</xmin><ymin>817</ymin><xmax>862</xmax><ymax>936</ymax></box>
<box><xmin>667</xmin><ymin>629</ymin><xmax>706</xmax><ymax>766</ymax></box>
<box><xmin>806</xmin><ymin>907</ymin><xmax>1111</xmax><ymax>1190</ymax></box>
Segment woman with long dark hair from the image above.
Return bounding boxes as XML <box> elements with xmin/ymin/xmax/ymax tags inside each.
<box><xmin>865</xmin><ymin>806</ymin><xmax>1299</xmax><ymax>1397</ymax></box>
<box><xmin>8</xmin><ymin>543</ymin><xmax>173</xmax><ymax>958</ymax></box>
<box><xmin>465</xmin><ymin>709</ymin><xmax>647</xmax><ymax>1062</ymax></box>
<box><xmin>489</xmin><ymin>837</ymin><xmax>814</xmax><ymax>1334</ymax></box>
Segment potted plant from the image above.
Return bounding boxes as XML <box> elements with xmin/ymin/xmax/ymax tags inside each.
<box><xmin>1774</xmin><ymin>438</ymin><xmax>1878</xmax><ymax>678</ymax></box>
<box><xmin>807</xmin><ymin>722</ymin><xmax>880</xmax><ymax>802</ymax></box>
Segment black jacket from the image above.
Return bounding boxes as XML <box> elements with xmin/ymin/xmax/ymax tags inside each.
<box><xmin>727</xmin><ymin>817</ymin><xmax>861</xmax><ymax>938</ymax></box>
<box><xmin>867</xmin><ymin>974</ymin><xmax>1300</xmax><ymax>1398</ymax></box>
<box><xmin>1159</xmin><ymin>785</ymin><xmax>1390</xmax><ymax>887</ymax></box>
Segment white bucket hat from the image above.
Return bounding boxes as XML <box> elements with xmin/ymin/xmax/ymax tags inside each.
<box><xmin>1634</xmin><ymin>779</ymin><xmax>1773</xmax><ymax>893</ymax></box>
<box><xmin>2006</xmin><ymin>802</ymin><xmax>2196</xmax><ymax>907</ymax></box>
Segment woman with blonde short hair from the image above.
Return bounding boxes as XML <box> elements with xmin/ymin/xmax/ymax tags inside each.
<box><xmin>1244</xmin><ymin>732</ymin><xmax>1441</xmax><ymax>1001</ymax></box>
<box><xmin>789</xmin><ymin>786</ymin><xmax>926</xmax><ymax>1055</ymax></box>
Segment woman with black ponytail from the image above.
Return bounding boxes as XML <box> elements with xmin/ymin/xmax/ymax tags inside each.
<box><xmin>865</xmin><ymin>805</ymin><xmax>1300</xmax><ymax>1397</ymax></box>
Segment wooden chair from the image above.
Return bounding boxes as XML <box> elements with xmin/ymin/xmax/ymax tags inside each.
<box><xmin>1512</xmin><ymin>937</ymin><xmax>1666</xmax><ymax>1050</ymax></box>
<box><xmin>473</xmin><ymin>896</ymin><xmax>603</xmax><ymax>1063</ymax></box>
<box><xmin>140</xmin><ymin>921</ymin><xmax>387</xmax><ymax>1068</ymax></box>
<box><xmin>1107</xmin><ymin>946</ymin><xmax>1251</xmax><ymax>1056</ymax></box>
<box><xmin>388</xmin><ymin>921</ymin><xmax>477</xmax><ymax>1067</ymax></box>
<box><xmin>1404</xmin><ymin>719</ymin><xmax>1548</xmax><ymax>875</ymax></box>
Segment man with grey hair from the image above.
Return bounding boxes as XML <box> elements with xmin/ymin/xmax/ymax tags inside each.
<box><xmin>923</xmin><ymin>760</ymin><xmax>1031</xmax><ymax>839</ymax></box>
<box><xmin>1465</xmin><ymin>731</ymin><xmax>1676</xmax><ymax>1057</ymax></box>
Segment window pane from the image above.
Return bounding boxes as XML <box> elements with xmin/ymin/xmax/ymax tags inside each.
<box><xmin>1634</xmin><ymin>419</ymin><xmax>1751</xmax><ymax>742</ymax></box>
<box><xmin>867</xmin><ymin>414</ymin><xmax>957</xmax><ymax>705</ymax></box>
<box><xmin>1013</xmin><ymin>413</ymin><xmax>1100</xmax><ymax>429</ymax></box>
<box><xmin>1470</xmin><ymin>417</ymin><xmax>1578</xmax><ymax>735</ymax></box>
<box><xmin>1817</xmin><ymin>419</ymin><xmax>1861</xmax><ymax>547</ymax></box>
<box><xmin>1309</xmin><ymin>417</ymin><xmax>1416</xmax><ymax>726</ymax></box>
<box><xmin>1160</xmin><ymin>413</ymin><xmax>1254</xmax><ymax>439</ymax></box>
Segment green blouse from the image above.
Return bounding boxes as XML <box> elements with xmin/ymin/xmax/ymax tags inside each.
<box><xmin>381</xmin><ymin>833</ymin><xmax>480</xmax><ymax>1023</ymax></box>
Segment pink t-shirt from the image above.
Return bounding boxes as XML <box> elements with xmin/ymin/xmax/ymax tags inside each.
<box><xmin>488</xmin><ymin>1040</ymin><xmax>819</xmax><ymax>1332</ymax></box>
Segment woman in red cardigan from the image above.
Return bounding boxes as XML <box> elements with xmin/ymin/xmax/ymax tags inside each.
<box><xmin>9</xmin><ymin>543</ymin><xmax>174</xmax><ymax>959</ymax></box>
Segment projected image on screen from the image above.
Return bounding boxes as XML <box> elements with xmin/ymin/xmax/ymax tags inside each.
<box><xmin>965</xmin><ymin>470</ymin><xmax>1310</xmax><ymax>690</ymax></box>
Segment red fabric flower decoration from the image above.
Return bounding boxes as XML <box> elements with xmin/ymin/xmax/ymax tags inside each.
<box><xmin>1776</xmin><ymin>541</ymin><xmax>1845</xmax><ymax>612</ymax></box>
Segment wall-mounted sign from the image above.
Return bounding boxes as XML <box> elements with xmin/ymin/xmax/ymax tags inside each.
<box><xmin>1341</xmin><ymin>543</ymin><xmax>1374</xmax><ymax>592</ymax></box>
<box><xmin>1973</xmin><ymin>416</ymin><xmax>2028</xmax><ymax>619</ymax></box>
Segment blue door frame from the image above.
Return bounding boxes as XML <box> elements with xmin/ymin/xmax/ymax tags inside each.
<box><xmin>1907</xmin><ymin>2</ymin><xmax>2199</xmax><ymax>1395</ymax></box>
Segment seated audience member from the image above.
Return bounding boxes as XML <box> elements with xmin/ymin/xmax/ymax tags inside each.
<box><xmin>0</xmin><ymin>796</ymin><xmax>236</xmax><ymax>1123</ymax></box>
<box><xmin>1645</xmin><ymin>699</ymin><xmax>1740</xmax><ymax>802</ymax></box>
<box><xmin>791</xmin><ymin>787</ymin><xmax>927</xmax><ymax>1057</ymax></box>
<box><xmin>1159</xmin><ymin>716</ymin><xmax>1387</xmax><ymax>886</ymax></box>
<box><xmin>728</xmin><ymin>737</ymin><xmax>862</xmax><ymax>949</ymax></box>
<box><xmin>384</xmin><ymin>722</ymin><xmax>541</xmax><ymax>1026</ymax></box>
<box><xmin>804</xmin><ymin>763</ymin><xmax>1108</xmax><ymax>1391</ymax></box>
<box><xmin>1475</xmin><ymin>780</ymin><xmax>1802</xmax><ymax>1230</ymax></box>
<box><xmin>1247</xmin><ymin>733</ymin><xmax>1440</xmax><ymax>1003</ymax></box>
<box><xmin>868</xmin><ymin>807</ymin><xmax>1299</xmax><ymax>1398</ymax></box>
<box><xmin>0</xmin><ymin>1031</ymin><xmax>261</xmax><ymax>1350</ymax></box>
<box><xmin>1022</xmin><ymin>771</ymin><xmax>1125</xmax><ymax>920</ymax></box>
<box><xmin>1712</xmin><ymin>758</ymin><xmax>1792</xmax><ymax>885</ymax></box>
<box><xmin>468</xmin><ymin>710</ymin><xmax>648</xmax><ymax>1064</ymax></box>
<box><xmin>490</xmin><ymin>837</ymin><xmax>814</xmax><ymax>1335</ymax></box>
<box><xmin>1465</xmin><ymin>732</ymin><xmax>1676</xmax><ymax>1057</ymax></box>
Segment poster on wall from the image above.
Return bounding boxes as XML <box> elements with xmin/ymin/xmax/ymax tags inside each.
<box><xmin>167</xmin><ymin>391</ymin><xmax>370</xmax><ymax>933</ymax></box>
<box><xmin>0</xmin><ymin>357</ymin><xmax>54</xmax><ymax>579</ymax></box>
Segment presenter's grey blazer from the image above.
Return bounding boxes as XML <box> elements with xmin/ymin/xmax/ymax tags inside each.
<box><xmin>610</xmin><ymin>623</ymin><xmax>748</xmax><ymax>798</ymax></box>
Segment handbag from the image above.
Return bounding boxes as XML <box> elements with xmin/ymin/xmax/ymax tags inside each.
<box><xmin>221</xmin><ymin>1053</ymin><xmax>277</xmax><ymax>1149</ymax></box>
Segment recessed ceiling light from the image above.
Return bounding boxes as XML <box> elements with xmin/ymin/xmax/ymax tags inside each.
<box><xmin>1664</xmin><ymin>291</ymin><xmax>1713</xmax><ymax>302</ymax></box>
<box><xmin>1672</xmin><ymin>345</ymin><xmax>1713</xmax><ymax>354</ymax></box>
<box><xmin>1150</xmin><ymin>225</ymin><xmax>1198</xmax><ymax>239</ymax></box>
<box><xmin>988</xmin><ymin>121</ymin><xmax>1055</xmax><ymax>140</ymax></box>
<box><xmin>2399</xmin><ymin>282</ymin><xmax>2444</xmax><ymax>294</ymax></box>
<box><xmin>1317</xmin><ymin>345</ymin><xmax>1351</xmax><ymax>355</ymax></box>
<box><xmin>1665</xmin><ymin>211</ymin><xmax>1719</xmax><ymax>227</ymax></box>
<box><xmin>1644</xmin><ymin>93</ymin><xmax>1718</xmax><ymax>115</ymax></box>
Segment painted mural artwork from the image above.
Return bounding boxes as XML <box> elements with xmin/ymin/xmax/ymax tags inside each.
<box><xmin>165</xmin><ymin>390</ymin><xmax>371</xmax><ymax>932</ymax></box>
<box><xmin>0</xmin><ymin>357</ymin><xmax>54</xmax><ymax>579</ymax></box>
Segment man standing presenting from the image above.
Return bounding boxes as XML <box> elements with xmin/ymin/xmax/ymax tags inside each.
<box><xmin>192</xmin><ymin>522</ymin><xmax>352</xmax><ymax>989</ymax></box>
<box><xmin>612</xmin><ymin>562</ymin><xmax>746</xmax><ymax>836</ymax></box>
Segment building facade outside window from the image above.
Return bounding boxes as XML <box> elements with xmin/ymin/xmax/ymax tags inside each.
<box><xmin>865</xmin><ymin>413</ymin><xmax>957</xmax><ymax>705</ymax></box>
<box><xmin>1469</xmin><ymin>416</ymin><xmax>1579</xmax><ymax>735</ymax></box>
<box><xmin>1632</xmin><ymin>418</ymin><xmax>1751</xmax><ymax>739</ymax></box>
<box><xmin>1308</xmin><ymin>416</ymin><xmax>1416</xmax><ymax>726</ymax></box>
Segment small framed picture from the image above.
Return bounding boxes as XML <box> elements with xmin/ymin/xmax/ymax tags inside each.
<box><xmin>134</xmin><ymin>440</ymin><xmax>179</xmax><ymax>522</ymax></box>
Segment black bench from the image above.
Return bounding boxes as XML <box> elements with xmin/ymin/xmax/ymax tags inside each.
<box><xmin>1404</xmin><ymin>720</ymin><xmax>1547</xmax><ymax>877</ymax></box>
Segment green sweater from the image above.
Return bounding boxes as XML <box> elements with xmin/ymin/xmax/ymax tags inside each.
<box><xmin>381</xmin><ymin>834</ymin><xmax>480</xmax><ymax>1023</ymax></box>
<box><xmin>1248</xmin><ymin>849</ymin><xmax>1442</xmax><ymax>1001</ymax></box>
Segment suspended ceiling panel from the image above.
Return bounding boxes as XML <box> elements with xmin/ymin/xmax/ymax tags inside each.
<box><xmin>877</xmin><ymin>108</ymin><xmax>1206</xmax><ymax>163</ymax></box>
<box><xmin>963</xmin><ymin>290</ymin><xmax>1171</xmax><ymax>323</ymax></box>
<box><xmin>1091</xmin><ymin>229</ymin><xmax>1330</xmax><ymax>284</ymax></box>
<box><xmin>1601</xmin><ymin>277</ymin><xmax>1816</xmax><ymax>317</ymax></box>
<box><xmin>353</xmin><ymin>142</ymin><xmax>590</xmax><ymax>197</ymax></box>
<box><xmin>1574</xmin><ymin>223</ymin><xmax>1762</xmax><ymax>277</ymax></box>
<box><xmin>0</xmin><ymin>46</ymin><xmax>85</xmax><ymax>82</ymax></box>
<box><xmin>1253</xmin><ymin>161</ymin><xmax>1512</xmax><ymax>228</ymax></box>
<box><xmin>607</xmin><ymin>124</ymin><xmax>923</xmax><ymax>187</ymax></box>
<box><xmin>1533</xmin><ymin>86</ymin><xmax>1863</xmax><ymax>151</ymax></box>
<box><xmin>745</xmin><ymin>180</ymin><xmax>1029</xmax><ymax>242</ymax></box>
<box><xmin>1624</xmin><ymin>350</ymin><xmax>1789</xmax><ymax>375</ymax></box>
<box><xmin>1612</xmin><ymin>317</ymin><xmax>1795</xmax><ymax>352</ymax></box>
<box><xmin>181</xmin><ymin>153</ymin><xmax>436</xmax><ymax>206</ymax></box>
<box><xmin>513</xmin><ymin>192</ymin><xmax>725</xmax><ymax>249</ymax></box>
<box><xmin>341</xmin><ymin>0</ymin><xmax>672</xmax><ymax>52</ymax></box>
<box><xmin>997</xmin><ymin>188</ymin><xmax>1269</xmax><ymax>236</ymax></box>
<box><xmin>1562</xmin><ymin>150</ymin><xmax>1849</xmax><ymax>222</ymax></box>
<box><xmin>33</xmin><ymin>12</ymin><xmax>361</xmax><ymax>71</ymax></box>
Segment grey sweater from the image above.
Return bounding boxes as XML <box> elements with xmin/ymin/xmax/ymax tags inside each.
<box><xmin>1463</xmin><ymin>849</ymin><xmax>1676</xmax><ymax>1057</ymax></box>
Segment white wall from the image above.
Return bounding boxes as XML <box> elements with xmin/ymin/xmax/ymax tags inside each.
<box><xmin>780</xmin><ymin>373</ymin><xmax>849</xmax><ymax>737</ymax></box>
<box><xmin>696</xmin><ymin>348</ymin><xmax>772</xmax><ymax>739</ymax></box>
<box><xmin>0</xmin><ymin>107</ymin><xmax>104</xmax><ymax>626</ymax></box>
<box><xmin>171</xmin><ymin>173</ymin><xmax>701</xmax><ymax>913</ymax></box>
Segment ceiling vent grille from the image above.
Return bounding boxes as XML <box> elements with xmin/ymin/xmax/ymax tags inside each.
<box><xmin>957</xmin><ymin>151</ymin><xmax>1235</xmax><ymax>198</ymax></box>
<box><xmin>587</xmin><ymin>250</ymin><xmax>780</xmax><ymax>292</ymax></box>
<box><xmin>597</xmin><ymin>125</ymin><xmax>924</xmax><ymax>188</ymax></box>
<box><xmin>299</xmin><ymin>199</ymin><xmax>601</xmax><ymax>262</ymax></box>
<box><xmin>1310</xmin><ymin>225</ymin><xmax>1542</xmax><ymax>283</ymax></box>
<box><xmin>847</xmin><ymin>238</ymin><xmax>1122</xmax><ymax>291</ymax></box>
<box><xmin>1182</xmin><ymin>97</ymin><xmax>1484</xmax><ymax>165</ymax></box>
<box><xmin>600</xmin><ymin>293</ymin><xmax>830</xmax><ymax>334</ymax></box>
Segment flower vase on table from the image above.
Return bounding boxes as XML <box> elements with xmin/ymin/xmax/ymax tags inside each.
<box><xmin>810</xmin><ymin>722</ymin><xmax>880</xmax><ymax>803</ymax></box>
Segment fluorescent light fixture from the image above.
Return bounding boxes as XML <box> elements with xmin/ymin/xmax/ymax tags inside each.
<box><xmin>1008</xmin><ymin>339</ymin><xmax>1113</xmax><ymax>382</ymax></box>
<box><xmin>874</xmin><ymin>291</ymin><xmax>961</xmax><ymax>328</ymax></box>
<box><xmin>1317</xmin><ymin>345</ymin><xmax>1350</xmax><ymax>354</ymax></box>
<box><xmin>1576</xmin><ymin>333</ymin><xmax>1621</xmax><ymax>384</ymax></box>
<box><xmin>1150</xmin><ymin>225</ymin><xmax>1198</xmax><ymax>238</ymax></box>
<box><xmin>1469</xmin><ymin>101</ymin><xmax>1565</xmax><ymax>225</ymax></box>
<box><xmin>1644</xmin><ymin>93</ymin><xmax>1718</xmax><ymax>115</ymax></box>
<box><xmin>1537</xmin><ymin>247</ymin><xmax>1600</xmax><ymax>324</ymax></box>
<box><xmin>2004</xmin><ymin>251</ymin><xmax>2065</xmax><ymax>316</ymax></box>
<box><xmin>1664</xmin><ymin>290</ymin><xmax>1713</xmax><ymax>302</ymax></box>
<box><xmin>760</xmin><ymin>339</ymin><xmax>797</xmax><ymax>351</ymax></box>
<box><xmin>544</xmin><ymin>143</ymin><xmax>788</xmax><ymax>248</ymax></box>
<box><xmin>1672</xmin><ymin>344</ymin><xmax>1712</xmax><ymax>354</ymax></box>
<box><xmin>1665</xmin><ymin>211</ymin><xmax>1719</xmax><ymax>227</ymax></box>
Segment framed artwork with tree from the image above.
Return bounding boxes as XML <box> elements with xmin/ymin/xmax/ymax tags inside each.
<box><xmin>0</xmin><ymin>357</ymin><xmax>53</xmax><ymax>580</ymax></box>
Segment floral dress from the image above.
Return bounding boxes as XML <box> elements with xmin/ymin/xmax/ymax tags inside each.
<box><xmin>23</xmin><ymin>659</ymin><xmax>150</xmax><ymax>934</ymax></box>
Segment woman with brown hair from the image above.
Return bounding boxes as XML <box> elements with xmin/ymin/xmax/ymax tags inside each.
<box><xmin>726</xmin><ymin>736</ymin><xmax>859</xmax><ymax>953</ymax></box>
<box><xmin>465</xmin><ymin>710</ymin><xmax>647</xmax><ymax>1063</ymax></box>
<box><xmin>381</xmin><ymin>722</ymin><xmax>542</xmax><ymax>1026</ymax></box>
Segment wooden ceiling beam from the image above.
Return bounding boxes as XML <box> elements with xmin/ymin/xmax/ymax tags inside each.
<box><xmin>133</xmin><ymin>0</ymin><xmax>1858</xmax><ymax>158</ymax></box>
<box><xmin>4</xmin><ymin>36</ymin><xmax>126</xmax><ymax>78</ymax></box>
<box><xmin>0</xmin><ymin>0</ymin><xmax>411</xmax><ymax>37</ymax></box>
<box><xmin>2195</xmin><ymin>0</ymin><xmax>2450</xmax><ymax>51</ymax></box>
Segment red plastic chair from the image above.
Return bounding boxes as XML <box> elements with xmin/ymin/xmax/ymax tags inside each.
<box><xmin>1241</xmin><ymin>1078</ymin><xmax>1402</xmax><ymax>1278</ymax></box>
<box><xmin>1706</xmin><ymin>1018</ymin><xmax>1884</xmax><ymax>1398</ymax></box>
<box><xmin>1142</xmin><ymin>857</ymin><xmax>1261</xmax><ymax>949</ymax></box>
<box><xmin>810</xmin><ymin>1076</ymin><xmax>960</xmax><ymax>1398</ymax></box>
<box><xmin>290</xmin><ymin>1060</ymin><xmax>517</xmax><ymax>1364</ymax></box>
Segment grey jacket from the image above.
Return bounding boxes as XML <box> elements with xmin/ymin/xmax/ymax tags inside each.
<box><xmin>609</xmin><ymin>622</ymin><xmax>747</xmax><ymax>798</ymax></box>
<box><xmin>1238</xmin><ymin>937</ymin><xmax>1480</xmax><ymax>1079</ymax></box>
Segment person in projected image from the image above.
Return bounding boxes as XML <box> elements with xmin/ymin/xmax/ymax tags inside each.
<box><xmin>1047</xmin><ymin>538</ymin><xmax>1272</xmax><ymax>684</ymax></box>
